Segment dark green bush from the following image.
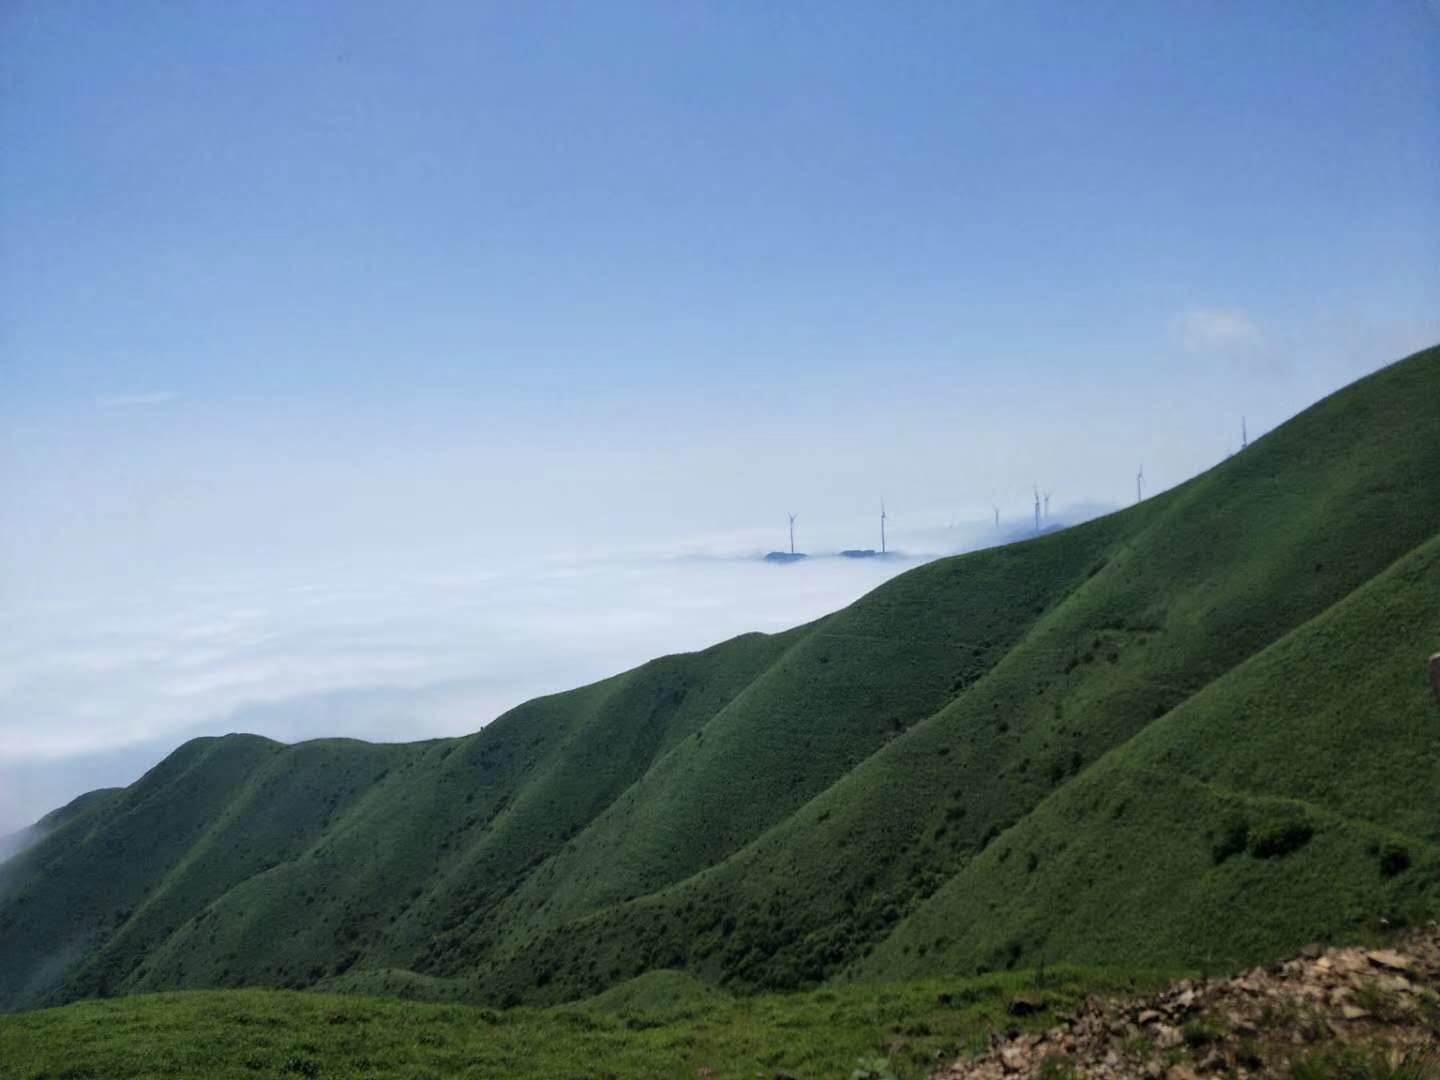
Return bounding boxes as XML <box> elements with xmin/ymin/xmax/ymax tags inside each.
<box><xmin>1210</xmin><ymin>816</ymin><xmax>1249</xmax><ymax>864</ymax></box>
<box><xmin>1246</xmin><ymin>819</ymin><xmax>1313</xmax><ymax>859</ymax></box>
<box><xmin>1378</xmin><ymin>842</ymin><xmax>1412</xmax><ymax>878</ymax></box>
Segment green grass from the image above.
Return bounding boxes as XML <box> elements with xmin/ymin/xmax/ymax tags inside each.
<box><xmin>0</xmin><ymin>967</ymin><xmax>1175</xmax><ymax>1080</ymax></box>
<box><xmin>1289</xmin><ymin>1043</ymin><xmax>1440</xmax><ymax>1080</ymax></box>
<box><xmin>858</xmin><ymin>527</ymin><xmax>1440</xmax><ymax>978</ymax></box>
<box><xmin>1</xmin><ymin>344</ymin><xmax>1438</xmax><ymax>1015</ymax></box>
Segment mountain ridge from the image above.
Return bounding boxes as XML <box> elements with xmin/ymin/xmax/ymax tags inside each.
<box><xmin>2</xmin><ymin>345</ymin><xmax>1437</xmax><ymax>1014</ymax></box>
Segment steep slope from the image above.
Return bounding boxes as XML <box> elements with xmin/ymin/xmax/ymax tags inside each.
<box><xmin>861</xmin><ymin>529</ymin><xmax>1440</xmax><ymax>978</ymax></box>
<box><xmin>122</xmin><ymin>630</ymin><xmax>795</xmax><ymax>1000</ymax></box>
<box><xmin>0</xmin><ymin>629</ymin><xmax>794</xmax><ymax>1010</ymax></box>
<box><xmin>1</xmin><ymin>345</ymin><xmax>1436</xmax><ymax>1015</ymax></box>
<box><xmin>467</xmin><ymin>345</ymin><xmax>1440</xmax><ymax>1000</ymax></box>
<box><xmin>0</xmin><ymin>734</ymin><xmax>295</xmax><ymax>1008</ymax></box>
<box><xmin>0</xmin><ymin>786</ymin><xmax>120</xmax><ymax>864</ymax></box>
<box><xmin>441</xmin><ymin>516</ymin><xmax>1130</xmax><ymax>971</ymax></box>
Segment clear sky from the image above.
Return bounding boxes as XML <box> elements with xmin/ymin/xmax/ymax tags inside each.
<box><xmin>1</xmin><ymin>2</ymin><xmax>1437</xmax><ymax>832</ymax></box>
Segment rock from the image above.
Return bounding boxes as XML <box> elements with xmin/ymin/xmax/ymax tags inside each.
<box><xmin>1336</xmin><ymin>951</ymin><xmax>1369</xmax><ymax>974</ymax></box>
<box><xmin>1365</xmin><ymin>949</ymin><xmax>1412</xmax><ymax>971</ymax></box>
<box><xmin>1429</xmin><ymin>652</ymin><xmax>1440</xmax><ymax>702</ymax></box>
<box><xmin>1228</xmin><ymin>1013</ymin><xmax>1257</xmax><ymax>1036</ymax></box>
<box><xmin>1299</xmin><ymin>943</ymin><xmax>1324</xmax><ymax>959</ymax></box>
<box><xmin>930</xmin><ymin>924</ymin><xmax>1440</xmax><ymax>1080</ymax></box>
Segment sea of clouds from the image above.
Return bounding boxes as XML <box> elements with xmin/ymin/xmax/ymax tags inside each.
<box><xmin>0</xmin><ymin>537</ymin><xmax>972</xmax><ymax>837</ymax></box>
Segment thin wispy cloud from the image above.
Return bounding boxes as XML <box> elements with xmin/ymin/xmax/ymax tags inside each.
<box><xmin>96</xmin><ymin>391</ymin><xmax>182</xmax><ymax>409</ymax></box>
<box><xmin>1172</xmin><ymin>308</ymin><xmax>1263</xmax><ymax>354</ymax></box>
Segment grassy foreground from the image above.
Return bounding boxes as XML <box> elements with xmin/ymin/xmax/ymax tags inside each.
<box><xmin>0</xmin><ymin>968</ymin><xmax>1174</xmax><ymax>1080</ymax></box>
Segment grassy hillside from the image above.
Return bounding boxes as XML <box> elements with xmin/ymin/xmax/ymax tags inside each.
<box><xmin>1</xmin><ymin>345</ymin><xmax>1437</xmax><ymax>1016</ymax></box>
<box><xmin>0</xmin><ymin>966</ymin><xmax>1174</xmax><ymax>1080</ymax></box>
<box><xmin>860</xmin><ymin>529</ymin><xmax>1440</xmax><ymax>978</ymax></box>
<box><xmin>468</xmin><ymin>345</ymin><xmax>1440</xmax><ymax>1001</ymax></box>
<box><xmin>0</xmin><ymin>786</ymin><xmax>120</xmax><ymax>863</ymax></box>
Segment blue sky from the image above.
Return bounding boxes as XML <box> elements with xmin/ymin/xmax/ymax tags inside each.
<box><xmin>0</xmin><ymin>2</ymin><xmax>1437</xmax><ymax>832</ymax></box>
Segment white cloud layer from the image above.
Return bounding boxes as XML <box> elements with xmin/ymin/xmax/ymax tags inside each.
<box><xmin>0</xmin><ymin>542</ymin><xmax>964</xmax><ymax>833</ymax></box>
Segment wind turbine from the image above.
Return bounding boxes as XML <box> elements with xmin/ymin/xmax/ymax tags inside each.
<box><xmin>880</xmin><ymin>499</ymin><xmax>888</xmax><ymax>554</ymax></box>
<box><xmin>1043</xmin><ymin>491</ymin><xmax>1052</xmax><ymax>520</ymax></box>
<box><xmin>1136</xmin><ymin>462</ymin><xmax>1146</xmax><ymax>504</ymax></box>
<box><xmin>993</xmin><ymin>504</ymin><xmax>1001</xmax><ymax>530</ymax></box>
<box><xmin>787</xmin><ymin>513</ymin><xmax>797</xmax><ymax>555</ymax></box>
<box><xmin>1241</xmin><ymin>416</ymin><xmax>1249</xmax><ymax>450</ymax></box>
<box><xmin>1033</xmin><ymin>485</ymin><xmax>1041</xmax><ymax>534</ymax></box>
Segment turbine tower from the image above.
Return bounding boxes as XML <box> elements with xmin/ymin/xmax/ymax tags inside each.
<box><xmin>1043</xmin><ymin>491</ymin><xmax>1052</xmax><ymax>520</ymax></box>
<box><xmin>1136</xmin><ymin>462</ymin><xmax>1146</xmax><ymax>504</ymax></box>
<box><xmin>788</xmin><ymin>513</ymin><xmax>797</xmax><ymax>555</ymax></box>
<box><xmin>1033</xmin><ymin>485</ymin><xmax>1041</xmax><ymax>534</ymax></box>
<box><xmin>993</xmin><ymin>504</ymin><xmax>1001</xmax><ymax>530</ymax></box>
<box><xmin>1242</xmin><ymin>416</ymin><xmax>1249</xmax><ymax>450</ymax></box>
<box><xmin>880</xmin><ymin>499</ymin><xmax>888</xmax><ymax>554</ymax></box>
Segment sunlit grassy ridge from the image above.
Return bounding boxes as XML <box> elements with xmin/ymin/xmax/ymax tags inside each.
<box><xmin>1</xmin><ymin>346</ymin><xmax>1436</xmax><ymax>1017</ymax></box>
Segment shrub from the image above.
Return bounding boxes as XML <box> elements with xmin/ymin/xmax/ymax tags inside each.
<box><xmin>1378</xmin><ymin>842</ymin><xmax>1412</xmax><ymax>878</ymax></box>
<box><xmin>1181</xmin><ymin>1017</ymin><xmax>1224</xmax><ymax>1047</ymax></box>
<box><xmin>1246</xmin><ymin>818</ymin><xmax>1314</xmax><ymax>859</ymax></box>
<box><xmin>850</xmin><ymin>1055</ymin><xmax>898</xmax><ymax>1080</ymax></box>
<box><xmin>1211</xmin><ymin>816</ymin><xmax>1249</xmax><ymax>864</ymax></box>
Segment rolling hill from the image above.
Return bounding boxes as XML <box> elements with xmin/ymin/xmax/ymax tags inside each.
<box><xmin>1</xmin><ymin>345</ymin><xmax>1437</xmax><ymax>1017</ymax></box>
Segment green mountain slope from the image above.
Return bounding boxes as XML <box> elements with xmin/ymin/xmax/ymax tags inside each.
<box><xmin>468</xmin><ymin>344</ymin><xmax>1440</xmax><ymax>1001</ymax></box>
<box><xmin>1</xmin><ymin>345</ymin><xmax>1437</xmax><ymax>1015</ymax></box>
<box><xmin>860</xmin><ymin>528</ymin><xmax>1440</xmax><ymax>979</ymax></box>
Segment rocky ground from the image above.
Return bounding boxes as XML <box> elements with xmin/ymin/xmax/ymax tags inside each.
<box><xmin>935</xmin><ymin>925</ymin><xmax>1440</xmax><ymax>1078</ymax></box>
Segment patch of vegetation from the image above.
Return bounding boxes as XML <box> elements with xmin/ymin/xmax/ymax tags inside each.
<box><xmin>1211</xmin><ymin>814</ymin><xmax>1250</xmax><ymax>864</ymax></box>
<box><xmin>0</xmin><ymin>968</ymin><xmax>1170</xmax><ymax>1080</ymax></box>
<box><xmin>1181</xmin><ymin>1016</ymin><xmax>1227</xmax><ymax>1047</ymax></box>
<box><xmin>1247</xmin><ymin>818</ymin><xmax>1315</xmax><ymax>859</ymax></box>
<box><xmin>1379</xmin><ymin>842</ymin><xmax>1413</xmax><ymax>878</ymax></box>
<box><xmin>1351</xmin><ymin>980</ymin><xmax>1412</xmax><ymax>1024</ymax></box>
<box><xmin>1289</xmin><ymin>1042</ymin><xmax>1440</xmax><ymax>1080</ymax></box>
